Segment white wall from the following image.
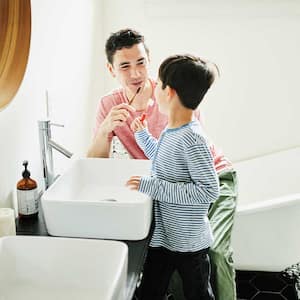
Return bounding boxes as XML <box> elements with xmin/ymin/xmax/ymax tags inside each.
<box><xmin>0</xmin><ymin>0</ymin><xmax>104</xmax><ymax>209</ymax></box>
<box><xmin>1</xmin><ymin>0</ymin><xmax>300</xmax><ymax>209</ymax></box>
<box><xmin>102</xmin><ymin>0</ymin><xmax>300</xmax><ymax>161</ymax></box>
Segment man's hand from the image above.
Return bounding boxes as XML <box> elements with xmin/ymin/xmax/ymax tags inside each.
<box><xmin>126</xmin><ymin>176</ymin><xmax>142</xmax><ymax>191</ymax></box>
<box><xmin>100</xmin><ymin>103</ymin><xmax>136</xmax><ymax>135</ymax></box>
<box><xmin>87</xmin><ymin>103</ymin><xmax>135</xmax><ymax>158</ymax></box>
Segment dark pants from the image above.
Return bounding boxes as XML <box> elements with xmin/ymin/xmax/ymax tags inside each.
<box><xmin>168</xmin><ymin>170</ymin><xmax>238</xmax><ymax>300</ymax></box>
<box><xmin>137</xmin><ymin>247</ymin><xmax>215</xmax><ymax>300</ymax></box>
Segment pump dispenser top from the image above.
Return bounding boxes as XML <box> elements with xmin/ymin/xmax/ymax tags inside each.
<box><xmin>22</xmin><ymin>160</ymin><xmax>31</xmax><ymax>177</ymax></box>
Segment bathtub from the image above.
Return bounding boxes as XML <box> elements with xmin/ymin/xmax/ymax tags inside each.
<box><xmin>231</xmin><ymin>147</ymin><xmax>300</xmax><ymax>272</ymax></box>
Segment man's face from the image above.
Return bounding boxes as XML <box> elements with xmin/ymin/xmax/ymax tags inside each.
<box><xmin>107</xmin><ymin>43</ymin><xmax>150</xmax><ymax>95</ymax></box>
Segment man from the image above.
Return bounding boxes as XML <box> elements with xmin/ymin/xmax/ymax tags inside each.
<box><xmin>87</xmin><ymin>28</ymin><xmax>238</xmax><ymax>300</ymax></box>
<box><xmin>87</xmin><ymin>29</ymin><xmax>167</xmax><ymax>158</ymax></box>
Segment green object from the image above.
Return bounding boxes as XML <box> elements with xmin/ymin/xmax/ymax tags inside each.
<box><xmin>168</xmin><ymin>170</ymin><xmax>238</xmax><ymax>300</ymax></box>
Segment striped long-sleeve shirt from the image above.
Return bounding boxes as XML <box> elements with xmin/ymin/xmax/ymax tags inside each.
<box><xmin>135</xmin><ymin>121</ymin><xmax>220</xmax><ymax>252</ymax></box>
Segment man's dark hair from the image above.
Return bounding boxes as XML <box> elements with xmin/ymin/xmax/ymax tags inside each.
<box><xmin>158</xmin><ymin>54</ymin><xmax>219</xmax><ymax>109</ymax></box>
<box><xmin>105</xmin><ymin>28</ymin><xmax>149</xmax><ymax>64</ymax></box>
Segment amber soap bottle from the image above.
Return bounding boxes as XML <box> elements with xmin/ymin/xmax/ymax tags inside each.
<box><xmin>17</xmin><ymin>160</ymin><xmax>39</xmax><ymax>219</ymax></box>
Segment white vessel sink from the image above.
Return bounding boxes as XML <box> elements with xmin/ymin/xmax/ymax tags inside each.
<box><xmin>41</xmin><ymin>158</ymin><xmax>152</xmax><ymax>240</ymax></box>
<box><xmin>0</xmin><ymin>236</ymin><xmax>128</xmax><ymax>300</ymax></box>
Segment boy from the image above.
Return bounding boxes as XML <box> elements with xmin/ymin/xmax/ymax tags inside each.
<box><xmin>126</xmin><ymin>54</ymin><xmax>220</xmax><ymax>300</ymax></box>
<box><xmin>89</xmin><ymin>28</ymin><xmax>238</xmax><ymax>300</ymax></box>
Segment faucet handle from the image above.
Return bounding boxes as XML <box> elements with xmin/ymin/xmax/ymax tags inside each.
<box><xmin>50</xmin><ymin>122</ymin><xmax>64</xmax><ymax>128</ymax></box>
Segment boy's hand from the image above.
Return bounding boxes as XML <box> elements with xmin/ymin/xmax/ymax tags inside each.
<box><xmin>126</xmin><ymin>176</ymin><xmax>142</xmax><ymax>190</ymax></box>
<box><xmin>130</xmin><ymin>117</ymin><xmax>146</xmax><ymax>132</ymax></box>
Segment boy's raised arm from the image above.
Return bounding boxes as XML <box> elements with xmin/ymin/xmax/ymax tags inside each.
<box><xmin>134</xmin><ymin>128</ymin><xmax>158</xmax><ymax>161</ymax></box>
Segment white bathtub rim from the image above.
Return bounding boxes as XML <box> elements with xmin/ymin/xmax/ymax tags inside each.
<box><xmin>236</xmin><ymin>193</ymin><xmax>300</xmax><ymax>215</ymax></box>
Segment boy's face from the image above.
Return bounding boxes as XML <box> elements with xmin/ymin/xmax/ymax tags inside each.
<box><xmin>154</xmin><ymin>79</ymin><xmax>169</xmax><ymax>115</ymax></box>
<box><xmin>107</xmin><ymin>43</ymin><xmax>150</xmax><ymax>96</ymax></box>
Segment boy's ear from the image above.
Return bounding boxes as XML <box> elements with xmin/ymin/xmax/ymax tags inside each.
<box><xmin>107</xmin><ymin>62</ymin><xmax>116</xmax><ymax>77</ymax></box>
<box><xmin>166</xmin><ymin>85</ymin><xmax>176</xmax><ymax>99</ymax></box>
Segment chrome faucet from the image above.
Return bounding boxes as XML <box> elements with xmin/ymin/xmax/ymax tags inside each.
<box><xmin>38</xmin><ymin>120</ymin><xmax>73</xmax><ymax>190</ymax></box>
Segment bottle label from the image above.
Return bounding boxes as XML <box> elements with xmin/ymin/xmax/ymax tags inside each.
<box><xmin>17</xmin><ymin>188</ymin><xmax>39</xmax><ymax>215</ymax></box>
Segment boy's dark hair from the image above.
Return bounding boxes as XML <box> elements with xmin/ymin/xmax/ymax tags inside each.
<box><xmin>105</xmin><ymin>28</ymin><xmax>149</xmax><ymax>64</ymax></box>
<box><xmin>158</xmin><ymin>54</ymin><xmax>219</xmax><ymax>109</ymax></box>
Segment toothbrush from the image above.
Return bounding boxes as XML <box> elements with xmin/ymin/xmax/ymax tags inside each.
<box><xmin>128</xmin><ymin>87</ymin><xmax>141</xmax><ymax>105</ymax></box>
<box><xmin>140</xmin><ymin>99</ymin><xmax>154</xmax><ymax>122</ymax></box>
<box><xmin>140</xmin><ymin>112</ymin><xmax>147</xmax><ymax>122</ymax></box>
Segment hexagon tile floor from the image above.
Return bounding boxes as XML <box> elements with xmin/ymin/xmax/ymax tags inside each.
<box><xmin>236</xmin><ymin>270</ymin><xmax>298</xmax><ymax>300</ymax></box>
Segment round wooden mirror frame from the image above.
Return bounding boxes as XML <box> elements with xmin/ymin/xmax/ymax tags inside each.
<box><xmin>0</xmin><ymin>0</ymin><xmax>31</xmax><ymax>111</ymax></box>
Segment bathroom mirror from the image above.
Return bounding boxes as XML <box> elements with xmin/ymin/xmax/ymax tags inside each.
<box><xmin>0</xmin><ymin>0</ymin><xmax>31</xmax><ymax>111</ymax></box>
